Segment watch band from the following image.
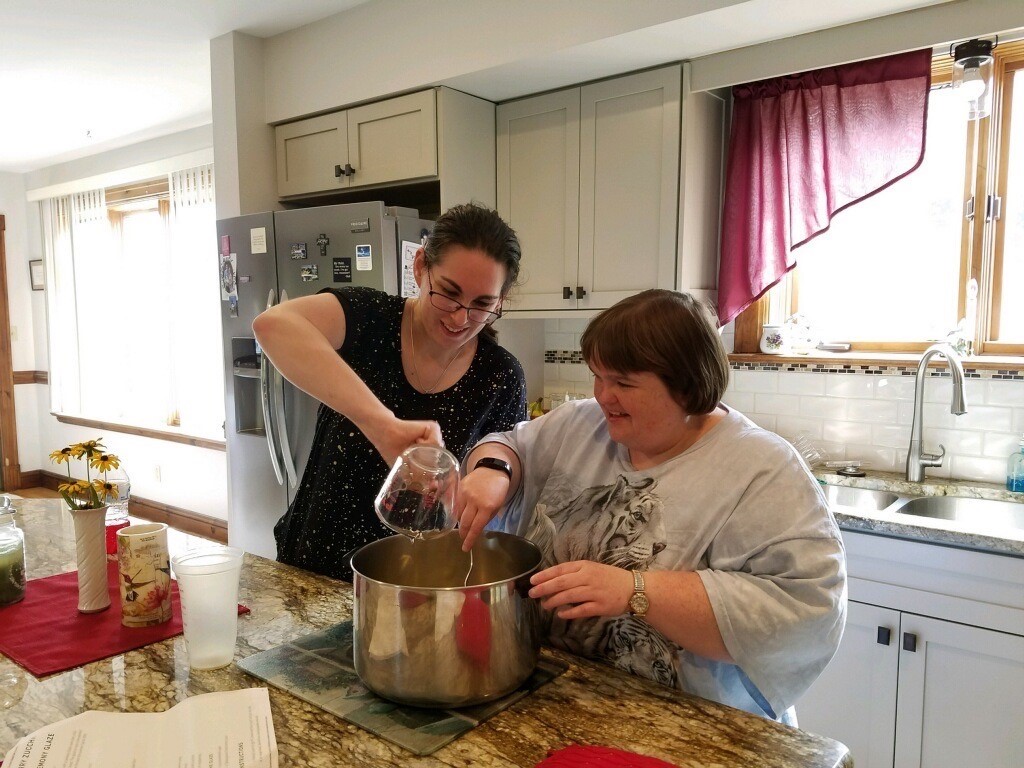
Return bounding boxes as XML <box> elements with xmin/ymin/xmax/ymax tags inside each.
<box><xmin>473</xmin><ymin>456</ymin><xmax>513</xmax><ymax>481</ymax></box>
<box><xmin>632</xmin><ymin>569</ymin><xmax>645</xmax><ymax>593</ymax></box>
<box><xmin>628</xmin><ymin>569</ymin><xmax>650</xmax><ymax>618</ymax></box>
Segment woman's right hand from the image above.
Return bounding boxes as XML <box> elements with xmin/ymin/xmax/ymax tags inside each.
<box><xmin>455</xmin><ymin>468</ymin><xmax>510</xmax><ymax>551</ymax></box>
<box><xmin>365</xmin><ymin>414</ymin><xmax>444</xmax><ymax>469</ymax></box>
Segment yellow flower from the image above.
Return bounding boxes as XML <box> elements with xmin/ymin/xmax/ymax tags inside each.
<box><xmin>57</xmin><ymin>482</ymin><xmax>76</xmax><ymax>495</ymax></box>
<box><xmin>72</xmin><ymin>480</ymin><xmax>92</xmax><ymax>495</ymax></box>
<box><xmin>93</xmin><ymin>479</ymin><xmax>120</xmax><ymax>502</ymax></box>
<box><xmin>75</xmin><ymin>439</ymin><xmax>104</xmax><ymax>459</ymax></box>
<box><xmin>90</xmin><ymin>453</ymin><xmax>120</xmax><ymax>472</ymax></box>
<box><xmin>68</xmin><ymin>443</ymin><xmax>86</xmax><ymax>459</ymax></box>
<box><xmin>49</xmin><ymin>447</ymin><xmax>73</xmax><ymax>464</ymax></box>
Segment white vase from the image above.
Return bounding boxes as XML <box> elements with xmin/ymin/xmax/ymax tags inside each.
<box><xmin>759</xmin><ymin>324</ymin><xmax>787</xmax><ymax>355</ymax></box>
<box><xmin>69</xmin><ymin>506</ymin><xmax>112</xmax><ymax>613</ymax></box>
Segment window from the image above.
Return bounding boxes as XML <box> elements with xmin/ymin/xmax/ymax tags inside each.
<box><xmin>42</xmin><ymin>165</ymin><xmax>224</xmax><ymax>439</ymax></box>
<box><xmin>758</xmin><ymin>42</ymin><xmax>1024</xmax><ymax>355</ymax></box>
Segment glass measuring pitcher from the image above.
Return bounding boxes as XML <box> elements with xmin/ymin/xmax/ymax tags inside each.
<box><xmin>374</xmin><ymin>446</ymin><xmax>460</xmax><ymax>539</ymax></box>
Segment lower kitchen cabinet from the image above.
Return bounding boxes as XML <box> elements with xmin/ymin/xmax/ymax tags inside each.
<box><xmin>799</xmin><ymin>601</ymin><xmax>1024</xmax><ymax>768</ymax></box>
<box><xmin>797</xmin><ymin>532</ymin><xmax>1024</xmax><ymax>768</ymax></box>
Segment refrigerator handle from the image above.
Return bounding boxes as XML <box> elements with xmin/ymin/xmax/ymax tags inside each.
<box><xmin>260</xmin><ymin>290</ymin><xmax>286</xmax><ymax>486</ymax></box>
<box><xmin>274</xmin><ymin>289</ymin><xmax>299</xmax><ymax>489</ymax></box>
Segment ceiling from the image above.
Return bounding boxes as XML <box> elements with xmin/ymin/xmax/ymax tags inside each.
<box><xmin>0</xmin><ymin>0</ymin><xmax>952</xmax><ymax>174</ymax></box>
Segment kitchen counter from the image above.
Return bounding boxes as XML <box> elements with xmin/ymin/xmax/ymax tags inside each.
<box><xmin>0</xmin><ymin>498</ymin><xmax>851</xmax><ymax>768</ymax></box>
<box><xmin>816</xmin><ymin>469</ymin><xmax>1024</xmax><ymax>557</ymax></box>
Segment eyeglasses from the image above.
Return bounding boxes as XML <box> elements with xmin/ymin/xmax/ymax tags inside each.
<box><xmin>426</xmin><ymin>271</ymin><xmax>502</xmax><ymax>324</ymax></box>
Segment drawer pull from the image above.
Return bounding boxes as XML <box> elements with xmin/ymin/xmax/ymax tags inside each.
<box><xmin>902</xmin><ymin>632</ymin><xmax>918</xmax><ymax>653</ymax></box>
<box><xmin>876</xmin><ymin>626</ymin><xmax>891</xmax><ymax>646</ymax></box>
<box><xmin>563</xmin><ymin>286</ymin><xmax>574</xmax><ymax>300</ymax></box>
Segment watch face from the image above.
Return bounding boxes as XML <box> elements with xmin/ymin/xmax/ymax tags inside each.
<box><xmin>628</xmin><ymin>592</ymin><xmax>650</xmax><ymax>616</ymax></box>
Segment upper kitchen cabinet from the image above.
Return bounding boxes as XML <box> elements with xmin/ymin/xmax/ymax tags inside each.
<box><xmin>498</xmin><ymin>66</ymin><xmax>680</xmax><ymax>312</ymax></box>
<box><xmin>275</xmin><ymin>88</ymin><xmax>495</xmax><ymax>209</ymax></box>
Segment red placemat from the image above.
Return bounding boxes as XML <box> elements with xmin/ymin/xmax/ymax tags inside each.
<box><xmin>536</xmin><ymin>745</ymin><xmax>679</xmax><ymax>767</ymax></box>
<box><xmin>0</xmin><ymin>561</ymin><xmax>249</xmax><ymax>677</ymax></box>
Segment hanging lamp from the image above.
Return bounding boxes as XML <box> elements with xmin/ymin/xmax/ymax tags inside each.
<box><xmin>950</xmin><ymin>37</ymin><xmax>996</xmax><ymax>120</ymax></box>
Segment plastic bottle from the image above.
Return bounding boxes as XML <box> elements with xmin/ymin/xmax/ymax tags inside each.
<box><xmin>1007</xmin><ymin>436</ymin><xmax>1024</xmax><ymax>492</ymax></box>
<box><xmin>0</xmin><ymin>496</ymin><xmax>26</xmax><ymax>606</ymax></box>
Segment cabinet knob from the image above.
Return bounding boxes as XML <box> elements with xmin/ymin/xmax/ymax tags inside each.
<box><xmin>563</xmin><ymin>286</ymin><xmax>574</xmax><ymax>300</ymax></box>
<box><xmin>876</xmin><ymin>626</ymin><xmax>891</xmax><ymax>646</ymax></box>
<box><xmin>902</xmin><ymin>632</ymin><xmax>918</xmax><ymax>653</ymax></box>
<box><xmin>576</xmin><ymin>286</ymin><xmax>587</xmax><ymax>298</ymax></box>
<box><xmin>334</xmin><ymin>163</ymin><xmax>356</xmax><ymax>178</ymax></box>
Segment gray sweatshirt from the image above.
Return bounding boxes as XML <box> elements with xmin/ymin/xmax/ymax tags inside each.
<box><xmin>481</xmin><ymin>399</ymin><xmax>847</xmax><ymax>722</ymax></box>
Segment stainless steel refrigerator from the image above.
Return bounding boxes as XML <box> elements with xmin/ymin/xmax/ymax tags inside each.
<box><xmin>217</xmin><ymin>202</ymin><xmax>433</xmax><ymax>558</ymax></box>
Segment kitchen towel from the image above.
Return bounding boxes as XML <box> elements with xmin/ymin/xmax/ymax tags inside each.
<box><xmin>535</xmin><ymin>745</ymin><xmax>679</xmax><ymax>767</ymax></box>
<box><xmin>0</xmin><ymin>562</ymin><xmax>249</xmax><ymax>677</ymax></box>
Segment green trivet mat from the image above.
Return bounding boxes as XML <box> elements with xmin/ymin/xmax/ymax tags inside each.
<box><xmin>236</xmin><ymin>620</ymin><xmax>567</xmax><ymax>756</ymax></box>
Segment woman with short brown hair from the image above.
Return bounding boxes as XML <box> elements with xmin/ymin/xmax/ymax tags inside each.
<box><xmin>456</xmin><ymin>289</ymin><xmax>846</xmax><ymax>724</ymax></box>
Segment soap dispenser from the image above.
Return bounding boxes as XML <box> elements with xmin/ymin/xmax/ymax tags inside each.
<box><xmin>1007</xmin><ymin>436</ymin><xmax>1024</xmax><ymax>492</ymax></box>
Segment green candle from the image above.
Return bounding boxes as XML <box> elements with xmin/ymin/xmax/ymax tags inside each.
<box><xmin>0</xmin><ymin>503</ymin><xmax>26</xmax><ymax>606</ymax></box>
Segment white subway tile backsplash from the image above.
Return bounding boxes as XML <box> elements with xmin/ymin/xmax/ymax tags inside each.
<box><xmin>778</xmin><ymin>374</ymin><xmax>826</xmax><ymax>396</ymax></box>
<box><xmin>775</xmin><ymin>416</ymin><xmax>824</xmax><ymax>440</ymax></box>
<box><xmin>921</xmin><ymin>402</ymin><xmax>957</xmax><ymax>430</ymax></box>
<box><xmin>823</xmin><ymin>421</ymin><xmax>873</xmax><ymax>445</ymax></box>
<box><xmin>731</xmin><ymin>369</ymin><xmax>778</xmax><ymax>393</ymax></box>
<box><xmin>873</xmin><ymin>377</ymin><xmax>915</xmax><ymax>400</ymax></box>
<box><xmin>754</xmin><ymin>393</ymin><xmax>801</xmax><ymax>416</ymax></box>
<box><xmin>545</xmin><ymin>332</ymin><xmax>574</xmax><ymax>351</ymax></box>
<box><xmin>897</xmin><ymin>400</ymin><xmax>916</xmax><ymax>426</ymax></box>
<box><xmin>957</xmin><ymin>405</ymin><xmax>1014</xmax><ymax>432</ymax></box>
<box><xmin>872</xmin><ymin>424</ymin><xmax>911</xmax><ymax>449</ymax></box>
<box><xmin>824</xmin><ymin>375</ymin><xmax>875</xmax><ymax>398</ymax></box>
<box><xmin>845</xmin><ymin>399</ymin><xmax>898</xmax><ymax>423</ymax></box>
<box><xmin>844</xmin><ymin>444</ymin><xmax>898</xmax><ymax>472</ymax></box>
<box><xmin>950</xmin><ymin>455</ymin><xmax>1003</xmax><ymax>484</ymax></box>
<box><xmin>982</xmin><ymin>431</ymin><xmax>1020</xmax><ymax>459</ymax></box>
<box><xmin>722</xmin><ymin>391</ymin><xmax>755</xmax><ymax>412</ymax></box>
<box><xmin>544</xmin><ymin>363</ymin><xmax>561</xmax><ymax>383</ymax></box>
<box><xmin>986</xmin><ymin>379</ymin><xmax>1024</xmax><ymax>407</ymax></box>
<box><xmin>800</xmin><ymin>396</ymin><xmax>848</xmax><ymax>420</ymax></box>
<box><xmin>923</xmin><ymin>428</ymin><xmax>983</xmax><ymax>457</ymax></box>
<box><xmin>922</xmin><ymin>378</ymin><xmax>953</xmax><ymax>404</ymax></box>
<box><xmin>557</xmin><ymin>319</ymin><xmax>588</xmax><ymax>334</ymax></box>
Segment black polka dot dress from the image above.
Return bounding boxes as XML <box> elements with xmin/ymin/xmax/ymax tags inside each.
<box><xmin>273</xmin><ymin>286</ymin><xmax>527</xmax><ymax>581</ymax></box>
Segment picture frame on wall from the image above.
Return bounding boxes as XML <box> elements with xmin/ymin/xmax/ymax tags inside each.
<box><xmin>29</xmin><ymin>259</ymin><xmax>44</xmax><ymax>291</ymax></box>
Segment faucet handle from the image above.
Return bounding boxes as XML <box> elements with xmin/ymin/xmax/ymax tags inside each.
<box><xmin>921</xmin><ymin>444</ymin><xmax>946</xmax><ymax>467</ymax></box>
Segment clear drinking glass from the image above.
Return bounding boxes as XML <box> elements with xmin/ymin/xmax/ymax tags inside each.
<box><xmin>374</xmin><ymin>446</ymin><xmax>460</xmax><ymax>539</ymax></box>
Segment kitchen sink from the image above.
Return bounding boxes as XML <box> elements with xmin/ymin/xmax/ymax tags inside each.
<box><xmin>821</xmin><ymin>485</ymin><xmax>900</xmax><ymax>511</ymax></box>
<box><xmin>893</xmin><ymin>496</ymin><xmax>1024</xmax><ymax>534</ymax></box>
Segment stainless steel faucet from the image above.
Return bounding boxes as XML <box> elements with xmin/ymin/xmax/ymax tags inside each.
<box><xmin>906</xmin><ymin>343</ymin><xmax>967</xmax><ymax>482</ymax></box>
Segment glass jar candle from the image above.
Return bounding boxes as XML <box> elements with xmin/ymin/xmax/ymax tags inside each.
<box><xmin>0</xmin><ymin>497</ymin><xmax>26</xmax><ymax>606</ymax></box>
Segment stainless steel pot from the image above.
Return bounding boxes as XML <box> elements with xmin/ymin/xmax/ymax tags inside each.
<box><xmin>351</xmin><ymin>531</ymin><xmax>541</xmax><ymax>708</ymax></box>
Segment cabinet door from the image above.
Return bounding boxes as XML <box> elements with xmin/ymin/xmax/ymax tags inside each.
<box><xmin>276</xmin><ymin>112</ymin><xmax>349</xmax><ymax>197</ymax></box>
<box><xmin>497</xmin><ymin>89</ymin><xmax>580</xmax><ymax>311</ymax></box>
<box><xmin>895</xmin><ymin>615</ymin><xmax>1024</xmax><ymax>768</ymax></box>
<box><xmin>797</xmin><ymin>601</ymin><xmax>899</xmax><ymax>768</ymax></box>
<box><xmin>579</xmin><ymin>66</ymin><xmax>680</xmax><ymax>309</ymax></box>
<box><xmin>347</xmin><ymin>90</ymin><xmax>437</xmax><ymax>189</ymax></box>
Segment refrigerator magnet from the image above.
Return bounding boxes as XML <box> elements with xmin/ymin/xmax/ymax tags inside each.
<box><xmin>290</xmin><ymin>242</ymin><xmax>307</xmax><ymax>260</ymax></box>
<box><xmin>316</xmin><ymin>233</ymin><xmax>330</xmax><ymax>257</ymax></box>
<box><xmin>356</xmin><ymin>244</ymin><xmax>372</xmax><ymax>271</ymax></box>
<box><xmin>220</xmin><ymin>253</ymin><xmax>238</xmax><ymax>301</ymax></box>
<box><xmin>300</xmin><ymin>264</ymin><xmax>319</xmax><ymax>282</ymax></box>
<box><xmin>333</xmin><ymin>258</ymin><xmax>352</xmax><ymax>283</ymax></box>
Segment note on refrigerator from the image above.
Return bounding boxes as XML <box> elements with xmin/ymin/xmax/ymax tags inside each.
<box><xmin>401</xmin><ymin>240</ymin><xmax>421</xmax><ymax>298</ymax></box>
<box><xmin>3</xmin><ymin>688</ymin><xmax>278</xmax><ymax>768</ymax></box>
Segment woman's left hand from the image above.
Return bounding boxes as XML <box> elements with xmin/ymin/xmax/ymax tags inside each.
<box><xmin>528</xmin><ymin>560</ymin><xmax>634</xmax><ymax>620</ymax></box>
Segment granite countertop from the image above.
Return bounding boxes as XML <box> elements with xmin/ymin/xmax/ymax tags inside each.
<box><xmin>0</xmin><ymin>498</ymin><xmax>851</xmax><ymax>768</ymax></box>
<box><xmin>815</xmin><ymin>469</ymin><xmax>1024</xmax><ymax>557</ymax></box>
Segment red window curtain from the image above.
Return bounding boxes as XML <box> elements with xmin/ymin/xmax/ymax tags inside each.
<box><xmin>717</xmin><ymin>49</ymin><xmax>933</xmax><ymax>326</ymax></box>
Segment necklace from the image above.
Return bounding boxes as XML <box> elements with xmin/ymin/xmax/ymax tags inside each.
<box><xmin>406</xmin><ymin>308</ymin><xmax>467</xmax><ymax>394</ymax></box>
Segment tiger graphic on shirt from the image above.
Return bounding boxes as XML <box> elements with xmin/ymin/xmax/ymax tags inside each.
<box><xmin>526</xmin><ymin>474</ymin><xmax>680</xmax><ymax>688</ymax></box>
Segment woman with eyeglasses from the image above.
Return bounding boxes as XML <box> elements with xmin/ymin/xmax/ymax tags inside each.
<box><xmin>253</xmin><ymin>203</ymin><xmax>527</xmax><ymax>581</ymax></box>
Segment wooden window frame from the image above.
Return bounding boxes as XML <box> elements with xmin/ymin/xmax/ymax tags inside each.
<box><xmin>732</xmin><ymin>44</ymin><xmax>1024</xmax><ymax>357</ymax></box>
